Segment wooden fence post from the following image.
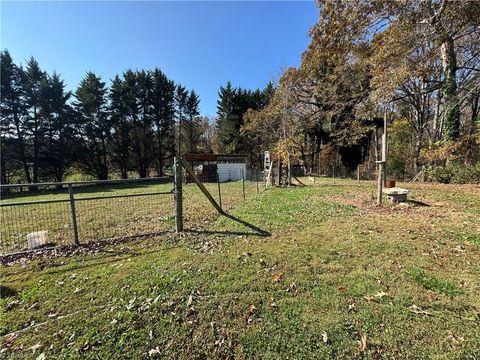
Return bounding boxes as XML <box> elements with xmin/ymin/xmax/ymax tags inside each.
<box><xmin>217</xmin><ymin>172</ymin><xmax>222</xmax><ymax>209</ymax></box>
<box><xmin>174</xmin><ymin>156</ymin><xmax>183</xmax><ymax>232</ymax></box>
<box><xmin>376</xmin><ymin>161</ymin><xmax>384</xmax><ymax>206</ymax></box>
<box><xmin>242</xmin><ymin>169</ymin><xmax>246</xmax><ymax>200</ymax></box>
<box><xmin>68</xmin><ymin>184</ymin><xmax>80</xmax><ymax>245</ymax></box>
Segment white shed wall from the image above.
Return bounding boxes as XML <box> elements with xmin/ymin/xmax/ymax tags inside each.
<box><xmin>217</xmin><ymin>163</ymin><xmax>246</xmax><ymax>182</ymax></box>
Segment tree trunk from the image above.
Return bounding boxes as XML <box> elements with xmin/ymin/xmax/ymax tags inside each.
<box><xmin>440</xmin><ymin>37</ymin><xmax>459</xmax><ymax>140</ymax></box>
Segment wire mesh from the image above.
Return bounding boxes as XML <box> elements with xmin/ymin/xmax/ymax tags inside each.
<box><xmin>181</xmin><ymin>167</ymin><xmax>266</xmax><ymax>229</ymax></box>
<box><xmin>0</xmin><ymin>179</ymin><xmax>174</xmax><ymax>255</ymax></box>
<box><xmin>75</xmin><ymin>192</ymin><xmax>174</xmax><ymax>242</ymax></box>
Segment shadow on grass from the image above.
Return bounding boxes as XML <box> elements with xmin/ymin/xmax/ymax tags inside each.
<box><xmin>407</xmin><ymin>199</ymin><xmax>430</xmax><ymax>207</ymax></box>
<box><xmin>0</xmin><ymin>285</ymin><xmax>17</xmax><ymax>298</ymax></box>
<box><xmin>185</xmin><ymin>213</ymin><xmax>271</xmax><ymax>238</ymax></box>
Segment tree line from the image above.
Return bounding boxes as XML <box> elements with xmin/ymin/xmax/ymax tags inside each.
<box><xmin>239</xmin><ymin>0</ymin><xmax>479</xmax><ymax>182</ymax></box>
<box><xmin>215</xmin><ymin>81</ymin><xmax>275</xmax><ymax>167</ymax></box>
<box><xmin>1</xmin><ymin>50</ymin><xmax>214</xmax><ymax>184</ymax></box>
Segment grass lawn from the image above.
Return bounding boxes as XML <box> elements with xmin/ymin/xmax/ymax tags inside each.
<box><xmin>1</xmin><ymin>178</ymin><xmax>479</xmax><ymax>359</ymax></box>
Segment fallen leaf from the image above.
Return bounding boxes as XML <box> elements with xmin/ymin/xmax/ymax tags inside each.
<box><xmin>29</xmin><ymin>343</ymin><xmax>42</xmax><ymax>353</ymax></box>
<box><xmin>322</xmin><ymin>331</ymin><xmax>328</xmax><ymax>343</ymax></box>
<box><xmin>364</xmin><ymin>291</ymin><xmax>389</xmax><ymax>301</ymax></box>
<box><xmin>409</xmin><ymin>304</ymin><xmax>432</xmax><ymax>316</ymax></box>
<box><xmin>272</xmin><ymin>272</ymin><xmax>284</xmax><ymax>283</ymax></box>
<box><xmin>245</xmin><ymin>304</ymin><xmax>257</xmax><ymax>324</ymax></box>
<box><xmin>149</xmin><ymin>346</ymin><xmax>161</xmax><ymax>356</ymax></box>
<box><xmin>358</xmin><ymin>335</ymin><xmax>367</xmax><ymax>352</ymax></box>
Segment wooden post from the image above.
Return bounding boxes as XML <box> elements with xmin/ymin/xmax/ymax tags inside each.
<box><xmin>357</xmin><ymin>165</ymin><xmax>360</xmax><ymax>183</ymax></box>
<box><xmin>174</xmin><ymin>156</ymin><xmax>183</xmax><ymax>232</ymax></box>
<box><xmin>68</xmin><ymin>184</ymin><xmax>80</xmax><ymax>245</ymax></box>
<box><xmin>382</xmin><ymin>107</ymin><xmax>388</xmax><ymax>183</ymax></box>
<box><xmin>180</xmin><ymin>158</ymin><xmax>224</xmax><ymax>214</ymax></box>
<box><xmin>241</xmin><ymin>169</ymin><xmax>246</xmax><ymax>200</ymax></box>
<box><xmin>376</xmin><ymin>161</ymin><xmax>384</xmax><ymax>206</ymax></box>
<box><xmin>217</xmin><ymin>172</ymin><xmax>222</xmax><ymax>209</ymax></box>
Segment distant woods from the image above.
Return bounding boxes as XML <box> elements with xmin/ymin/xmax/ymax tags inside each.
<box><xmin>241</xmin><ymin>1</ymin><xmax>480</xmax><ymax>181</ymax></box>
<box><xmin>1</xmin><ymin>51</ymin><xmax>214</xmax><ymax>183</ymax></box>
<box><xmin>2</xmin><ymin>0</ymin><xmax>480</xmax><ymax>185</ymax></box>
<box><xmin>215</xmin><ymin>81</ymin><xmax>275</xmax><ymax>167</ymax></box>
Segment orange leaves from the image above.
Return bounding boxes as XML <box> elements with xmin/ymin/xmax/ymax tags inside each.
<box><xmin>357</xmin><ymin>335</ymin><xmax>367</xmax><ymax>353</ymax></box>
<box><xmin>272</xmin><ymin>272</ymin><xmax>284</xmax><ymax>283</ymax></box>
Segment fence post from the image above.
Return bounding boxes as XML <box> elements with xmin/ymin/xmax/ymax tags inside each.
<box><xmin>376</xmin><ymin>161</ymin><xmax>384</xmax><ymax>206</ymax></box>
<box><xmin>255</xmin><ymin>169</ymin><xmax>259</xmax><ymax>194</ymax></box>
<box><xmin>68</xmin><ymin>184</ymin><xmax>80</xmax><ymax>245</ymax></box>
<box><xmin>174</xmin><ymin>156</ymin><xmax>183</xmax><ymax>232</ymax></box>
<box><xmin>217</xmin><ymin>172</ymin><xmax>222</xmax><ymax>209</ymax></box>
<box><xmin>241</xmin><ymin>169</ymin><xmax>246</xmax><ymax>200</ymax></box>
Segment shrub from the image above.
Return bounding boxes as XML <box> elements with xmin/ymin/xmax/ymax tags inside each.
<box><xmin>427</xmin><ymin>163</ymin><xmax>480</xmax><ymax>184</ymax></box>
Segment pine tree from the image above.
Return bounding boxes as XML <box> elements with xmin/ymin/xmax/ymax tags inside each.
<box><xmin>39</xmin><ymin>72</ymin><xmax>76</xmax><ymax>182</ymax></box>
<box><xmin>216</xmin><ymin>81</ymin><xmax>239</xmax><ymax>153</ymax></box>
<box><xmin>23</xmin><ymin>57</ymin><xmax>47</xmax><ymax>183</ymax></box>
<box><xmin>74</xmin><ymin>72</ymin><xmax>110</xmax><ymax>180</ymax></box>
<box><xmin>1</xmin><ymin>50</ymin><xmax>27</xmax><ymax>183</ymax></box>
<box><xmin>186</xmin><ymin>89</ymin><xmax>201</xmax><ymax>152</ymax></box>
<box><xmin>131</xmin><ymin>70</ymin><xmax>154</xmax><ymax>178</ymax></box>
<box><xmin>151</xmin><ymin>69</ymin><xmax>176</xmax><ymax>175</ymax></box>
<box><xmin>109</xmin><ymin>75</ymin><xmax>131</xmax><ymax>179</ymax></box>
<box><xmin>175</xmin><ymin>84</ymin><xmax>188</xmax><ymax>155</ymax></box>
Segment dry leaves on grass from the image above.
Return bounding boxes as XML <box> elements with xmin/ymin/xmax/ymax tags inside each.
<box><xmin>358</xmin><ymin>335</ymin><xmax>367</xmax><ymax>352</ymax></box>
<box><xmin>364</xmin><ymin>291</ymin><xmax>389</xmax><ymax>301</ymax></box>
<box><xmin>322</xmin><ymin>331</ymin><xmax>328</xmax><ymax>344</ymax></box>
<box><xmin>272</xmin><ymin>272</ymin><xmax>284</xmax><ymax>283</ymax></box>
<box><xmin>245</xmin><ymin>304</ymin><xmax>257</xmax><ymax>324</ymax></box>
<box><xmin>148</xmin><ymin>346</ymin><xmax>161</xmax><ymax>356</ymax></box>
<box><xmin>409</xmin><ymin>304</ymin><xmax>432</xmax><ymax>316</ymax></box>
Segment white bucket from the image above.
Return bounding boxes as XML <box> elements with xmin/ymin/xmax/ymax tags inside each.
<box><xmin>27</xmin><ymin>231</ymin><xmax>49</xmax><ymax>249</ymax></box>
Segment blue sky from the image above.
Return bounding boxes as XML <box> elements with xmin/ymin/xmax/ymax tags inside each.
<box><xmin>1</xmin><ymin>1</ymin><xmax>318</xmax><ymax>117</ymax></box>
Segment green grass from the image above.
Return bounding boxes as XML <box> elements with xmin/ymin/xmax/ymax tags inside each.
<box><xmin>406</xmin><ymin>268</ymin><xmax>464</xmax><ymax>297</ymax></box>
<box><xmin>1</xmin><ymin>178</ymin><xmax>479</xmax><ymax>359</ymax></box>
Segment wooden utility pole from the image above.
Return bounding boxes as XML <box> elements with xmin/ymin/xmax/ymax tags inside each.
<box><xmin>382</xmin><ymin>107</ymin><xmax>388</xmax><ymax>183</ymax></box>
<box><xmin>377</xmin><ymin>106</ymin><xmax>388</xmax><ymax>206</ymax></box>
<box><xmin>173</xmin><ymin>156</ymin><xmax>183</xmax><ymax>232</ymax></box>
<box><xmin>376</xmin><ymin>161</ymin><xmax>384</xmax><ymax>206</ymax></box>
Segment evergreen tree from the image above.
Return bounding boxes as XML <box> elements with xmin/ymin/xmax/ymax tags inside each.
<box><xmin>216</xmin><ymin>81</ymin><xmax>238</xmax><ymax>153</ymax></box>
<box><xmin>109</xmin><ymin>75</ymin><xmax>131</xmax><ymax>179</ymax></box>
<box><xmin>23</xmin><ymin>57</ymin><xmax>47</xmax><ymax>183</ymax></box>
<box><xmin>131</xmin><ymin>70</ymin><xmax>154</xmax><ymax>178</ymax></box>
<box><xmin>0</xmin><ymin>50</ymin><xmax>27</xmax><ymax>183</ymax></box>
<box><xmin>151</xmin><ymin>69</ymin><xmax>176</xmax><ymax>175</ymax></box>
<box><xmin>39</xmin><ymin>72</ymin><xmax>76</xmax><ymax>182</ymax></box>
<box><xmin>175</xmin><ymin>84</ymin><xmax>188</xmax><ymax>155</ymax></box>
<box><xmin>74</xmin><ymin>72</ymin><xmax>110</xmax><ymax>180</ymax></box>
<box><xmin>185</xmin><ymin>89</ymin><xmax>201</xmax><ymax>152</ymax></box>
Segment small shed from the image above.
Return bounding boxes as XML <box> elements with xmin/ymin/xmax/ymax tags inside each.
<box><xmin>184</xmin><ymin>153</ymin><xmax>247</xmax><ymax>183</ymax></box>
